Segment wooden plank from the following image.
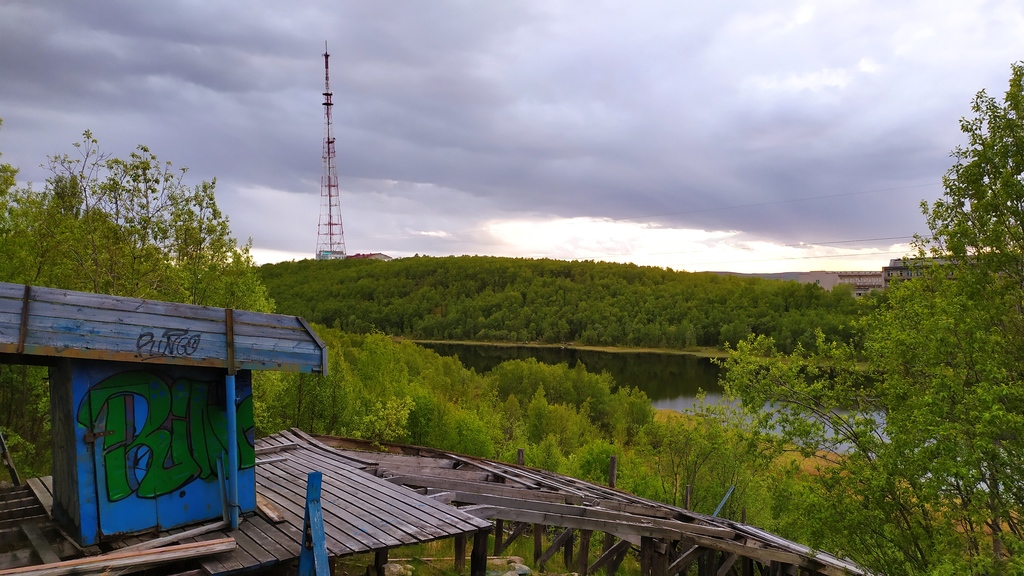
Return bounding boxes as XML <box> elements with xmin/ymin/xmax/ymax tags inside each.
<box><xmin>0</xmin><ymin>537</ymin><xmax>236</xmax><ymax>576</ymax></box>
<box><xmin>717</xmin><ymin>553</ymin><xmax>739</xmax><ymax>576</ymax></box>
<box><xmin>24</xmin><ymin>480</ymin><xmax>51</xmax><ymax>520</ymax></box>
<box><xmin>377</xmin><ymin>465</ymin><xmax>492</xmax><ymax>482</ymax></box>
<box><xmin>271</xmin><ymin>449</ymin><xmax>447</xmax><ymax>542</ymax></box>
<box><xmin>589</xmin><ymin>538</ymin><xmax>630</xmax><ymax>574</ymax></box>
<box><xmin>256</xmin><ymin>493</ymin><xmax>287</xmax><ymax>524</ymax></box>
<box><xmin>255</xmin><ymin>443</ymin><xmax>300</xmax><ymax>456</ymax></box>
<box><xmin>537</xmin><ymin>528</ymin><xmax>574</xmax><ymax>568</ymax></box>
<box><xmin>383</xmin><ymin>475</ymin><xmax>572</xmax><ymax>505</ymax></box>
<box><xmin>118</xmin><ymin>520</ymin><xmax>229</xmax><ymax>553</ymax></box>
<box><xmin>21</xmin><ymin>523</ymin><xmax>60</xmax><ymax>565</ymax></box>
<box><xmin>495</xmin><ymin>521</ymin><xmax>529</xmax><ymax>556</ymax></box>
<box><xmin>450</xmin><ymin>492</ymin><xmax>735</xmax><ymax>540</ymax></box>
<box><xmin>274</xmin><ymin>434</ymin><xmax>485</xmax><ymax>534</ymax></box>
<box><xmin>260</xmin><ymin>461</ymin><xmax>401</xmax><ymax>551</ymax></box>
<box><xmin>243</xmin><ymin>514</ymin><xmax>299</xmax><ymax>562</ymax></box>
<box><xmin>230</xmin><ymin>523</ymin><xmax>277</xmax><ymax>568</ymax></box>
<box><xmin>462</xmin><ymin>505</ymin><xmax>702</xmax><ymax>543</ymax></box>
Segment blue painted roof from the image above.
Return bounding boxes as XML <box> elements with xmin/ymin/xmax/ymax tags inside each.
<box><xmin>0</xmin><ymin>282</ymin><xmax>326</xmax><ymax>374</ymax></box>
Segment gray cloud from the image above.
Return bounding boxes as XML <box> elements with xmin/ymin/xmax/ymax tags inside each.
<box><xmin>1</xmin><ymin>0</ymin><xmax>1022</xmax><ymax>269</ymax></box>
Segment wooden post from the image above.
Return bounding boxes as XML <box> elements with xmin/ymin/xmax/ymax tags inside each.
<box><xmin>741</xmin><ymin>556</ymin><xmax>754</xmax><ymax>576</ymax></box>
<box><xmin>563</xmin><ymin>529</ymin><xmax>575</xmax><ymax>570</ymax></box>
<box><xmin>534</xmin><ymin>524</ymin><xmax>544</xmax><ymax>564</ymax></box>
<box><xmin>684</xmin><ymin>485</ymin><xmax>692</xmax><ymax>510</ymax></box>
<box><xmin>603</xmin><ymin>453</ymin><xmax>617</xmax><ymax>573</ymax></box>
<box><xmin>577</xmin><ymin>530</ymin><xmax>593</xmax><ymax>576</ymax></box>
<box><xmin>741</xmin><ymin>506</ymin><xmax>747</xmax><ymax>524</ymax></box>
<box><xmin>517</xmin><ymin>448</ymin><xmax>525</xmax><ymax>466</ymax></box>
<box><xmin>374</xmin><ymin>549</ymin><xmax>388</xmax><ymax>576</ymax></box>
<box><xmin>652</xmin><ymin>540</ymin><xmax>668</xmax><ymax>576</ymax></box>
<box><xmin>640</xmin><ymin>537</ymin><xmax>654</xmax><ymax>576</ymax></box>
<box><xmin>471</xmin><ymin>530</ymin><xmax>489</xmax><ymax>576</ymax></box>
<box><xmin>493</xmin><ymin>519</ymin><xmax>504</xmax><ymax>556</ymax></box>
<box><xmin>455</xmin><ymin>534</ymin><xmax>467</xmax><ymax>574</ymax></box>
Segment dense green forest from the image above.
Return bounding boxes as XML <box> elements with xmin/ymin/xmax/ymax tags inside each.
<box><xmin>4</xmin><ymin>63</ymin><xmax>1024</xmax><ymax>575</ymax></box>
<box><xmin>261</xmin><ymin>256</ymin><xmax>867</xmax><ymax>352</ymax></box>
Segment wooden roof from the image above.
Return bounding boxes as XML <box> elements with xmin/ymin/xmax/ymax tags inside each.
<box><xmin>316</xmin><ymin>435</ymin><xmax>870</xmax><ymax>576</ymax></box>
<box><xmin>0</xmin><ymin>282</ymin><xmax>326</xmax><ymax>374</ymax></box>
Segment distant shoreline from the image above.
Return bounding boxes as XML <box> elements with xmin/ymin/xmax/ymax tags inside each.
<box><xmin>400</xmin><ymin>338</ymin><xmax>730</xmax><ymax>359</ymax></box>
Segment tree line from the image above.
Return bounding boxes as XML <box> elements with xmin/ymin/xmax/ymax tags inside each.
<box><xmin>260</xmin><ymin>255</ymin><xmax>868</xmax><ymax>353</ymax></box>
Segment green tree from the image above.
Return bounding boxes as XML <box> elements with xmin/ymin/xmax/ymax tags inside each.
<box><xmin>723</xmin><ymin>63</ymin><xmax>1024</xmax><ymax>575</ymax></box>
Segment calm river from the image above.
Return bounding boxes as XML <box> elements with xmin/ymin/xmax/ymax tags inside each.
<box><xmin>417</xmin><ymin>342</ymin><xmax>725</xmax><ymax>412</ymax></box>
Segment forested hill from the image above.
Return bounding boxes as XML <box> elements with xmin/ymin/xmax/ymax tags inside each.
<box><xmin>261</xmin><ymin>256</ymin><xmax>866</xmax><ymax>352</ymax></box>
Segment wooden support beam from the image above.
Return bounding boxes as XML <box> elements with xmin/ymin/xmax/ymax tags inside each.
<box><xmin>451</xmin><ymin>492</ymin><xmax>735</xmax><ymax>540</ymax></box>
<box><xmin>563</xmin><ymin>529</ymin><xmax>575</xmax><ymax>571</ymax></box>
<box><xmin>608</xmin><ymin>456</ymin><xmax>617</xmax><ymax>489</ymax></box>
<box><xmin>537</xmin><ymin>528</ymin><xmax>574</xmax><ymax>569</ymax></box>
<box><xmin>589</xmin><ymin>538</ymin><xmax>630</xmax><ymax>575</ymax></box>
<box><xmin>493</xmin><ymin>519</ymin><xmax>504</xmax><ymax>556</ymax></box>
<box><xmin>640</xmin><ymin>537</ymin><xmax>654</xmax><ymax>576</ymax></box>
<box><xmin>667</xmin><ymin>545</ymin><xmax>702</xmax><ymax>576</ymax></box>
<box><xmin>717</xmin><ymin>553</ymin><xmax>739</xmax><ymax>576</ymax></box>
<box><xmin>496</xmin><ymin>522</ymin><xmax>529</xmax><ymax>556</ymax></box>
<box><xmin>533</xmin><ymin>524</ymin><xmax>543</xmax><ymax>564</ymax></box>
<box><xmin>741</xmin><ymin>557</ymin><xmax>754</xmax><ymax>576</ymax></box>
<box><xmin>455</xmin><ymin>534</ymin><xmax>467</xmax><ymax>574</ymax></box>
<box><xmin>471</xmin><ymin>530</ymin><xmax>489</xmax><ymax>576</ymax></box>
<box><xmin>577</xmin><ymin>530</ymin><xmax>592</xmax><ymax>576</ymax></box>
<box><xmin>374</xmin><ymin>549</ymin><xmax>389</xmax><ymax>576</ymax></box>
<box><xmin>517</xmin><ymin>449</ymin><xmax>525</xmax><ymax>466</ymax></box>
<box><xmin>606</xmin><ymin>541</ymin><xmax>631</xmax><ymax>576</ymax></box>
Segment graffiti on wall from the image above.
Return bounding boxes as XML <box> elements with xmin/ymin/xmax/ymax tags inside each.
<box><xmin>76</xmin><ymin>370</ymin><xmax>254</xmax><ymax>502</ymax></box>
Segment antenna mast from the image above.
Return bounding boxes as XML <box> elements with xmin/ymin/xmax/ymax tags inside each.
<box><xmin>316</xmin><ymin>41</ymin><xmax>346</xmax><ymax>260</ymax></box>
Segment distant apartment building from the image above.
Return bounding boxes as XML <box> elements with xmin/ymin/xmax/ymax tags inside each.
<box><xmin>882</xmin><ymin>258</ymin><xmax>937</xmax><ymax>289</ymax></box>
<box><xmin>798</xmin><ymin>270</ymin><xmax>884</xmax><ymax>297</ymax></box>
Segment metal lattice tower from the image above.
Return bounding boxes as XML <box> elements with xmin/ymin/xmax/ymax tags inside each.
<box><xmin>315</xmin><ymin>41</ymin><xmax>346</xmax><ymax>260</ymax></box>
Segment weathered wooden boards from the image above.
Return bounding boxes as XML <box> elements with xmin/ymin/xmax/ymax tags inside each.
<box><xmin>323</xmin><ymin>434</ymin><xmax>869</xmax><ymax>576</ymax></box>
<box><xmin>0</xmin><ymin>282</ymin><xmax>326</xmax><ymax>374</ymax></box>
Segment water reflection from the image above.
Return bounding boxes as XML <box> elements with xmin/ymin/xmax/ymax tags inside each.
<box><xmin>417</xmin><ymin>342</ymin><xmax>724</xmax><ymax>406</ymax></box>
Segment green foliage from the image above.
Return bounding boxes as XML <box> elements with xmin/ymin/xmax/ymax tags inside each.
<box><xmin>261</xmin><ymin>255</ymin><xmax>864</xmax><ymax>353</ymax></box>
<box><xmin>720</xmin><ymin>63</ymin><xmax>1024</xmax><ymax>575</ymax></box>
<box><xmin>0</xmin><ymin>126</ymin><xmax>274</xmax><ymax>478</ymax></box>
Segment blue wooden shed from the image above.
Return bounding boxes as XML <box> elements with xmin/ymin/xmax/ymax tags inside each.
<box><xmin>0</xmin><ymin>282</ymin><xmax>327</xmax><ymax>546</ymax></box>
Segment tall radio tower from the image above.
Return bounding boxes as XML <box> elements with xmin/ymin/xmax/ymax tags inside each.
<box><xmin>315</xmin><ymin>41</ymin><xmax>346</xmax><ymax>260</ymax></box>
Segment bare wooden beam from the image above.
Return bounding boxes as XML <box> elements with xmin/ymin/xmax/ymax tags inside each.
<box><xmin>496</xmin><ymin>522</ymin><xmax>529</xmax><ymax>556</ymax></box>
<box><xmin>717</xmin><ymin>553</ymin><xmax>739</xmax><ymax>576</ymax></box>
<box><xmin>20</xmin><ymin>523</ymin><xmax>59</xmax><ymax>565</ymax></box>
<box><xmin>450</xmin><ymin>491</ymin><xmax>735</xmax><ymax>540</ymax></box>
<box><xmin>471</xmin><ymin>530</ymin><xmax>488</xmax><ymax>576</ymax></box>
<box><xmin>563</xmin><ymin>529</ymin><xmax>575</xmax><ymax>571</ymax></box>
<box><xmin>493</xmin><ymin>519</ymin><xmax>504</xmax><ymax>556</ymax></box>
<box><xmin>577</xmin><ymin>530</ymin><xmax>592</xmax><ymax>576</ymax></box>
<box><xmin>667</xmin><ymin>545</ymin><xmax>703</xmax><ymax>576</ymax></box>
<box><xmin>375</xmin><ymin>549</ymin><xmax>389</xmax><ymax>576</ymax></box>
<box><xmin>0</xmin><ymin>537</ymin><xmax>235</xmax><ymax>576</ymax></box>
<box><xmin>589</xmin><ymin>538</ymin><xmax>630</xmax><ymax>575</ymax></box>
<box><xmin>537</xmin><ymin>528</ymin><xmax>575</xmax><ymax>569</ymax></box>
<box><xmin>455</xmin><ymin>534</ymin><xmax>467</xmax><ymax>574</ymax></box>
<box><xmin>534</xmin><ymin>524</ymin><xmax>543</xmax><ymax>564</ymax></box>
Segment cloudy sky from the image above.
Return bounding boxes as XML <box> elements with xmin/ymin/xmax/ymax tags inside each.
<box><xmin>2</xmin><ymin>1</ymin><xmax>1022</xmax><ymax>273</ymax></box>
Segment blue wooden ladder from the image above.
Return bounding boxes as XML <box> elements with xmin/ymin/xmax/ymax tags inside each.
<box><xmin>298</xmin><ymin>471</ymin><xmax>330</xmax><ymax>576</ymax></box>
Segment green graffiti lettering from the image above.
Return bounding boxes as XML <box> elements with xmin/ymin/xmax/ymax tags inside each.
<box><xmin>76</xmin><ymin>370</ymin><xmax>255</xmax><ymax>502</ymax></box>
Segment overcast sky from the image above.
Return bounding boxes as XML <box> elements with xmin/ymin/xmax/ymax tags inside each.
<box><xmin>2</xmin><ymin>1</ymin><xmax>1022</xmax><ymax>273</ymax></box>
